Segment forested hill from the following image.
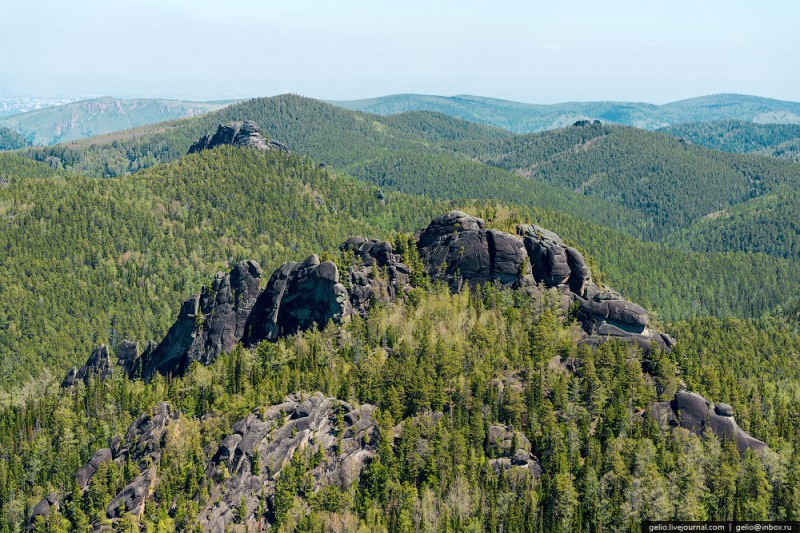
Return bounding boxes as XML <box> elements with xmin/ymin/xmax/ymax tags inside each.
<box><xmin>0</xmin><ymin>97</ymin><xmax>233</xmax><ymax>146</ymax></box>
<box><xmin>332</xmin><ymin>93</ymin><xmax>800</xmax><ymax>133</ymax></box>
<box><xmin>20</xmin><ymin>95</ymin><xmax>800</xmax><ymax>245</ymax></box>
<box><xmin>659</xmin><ymin>120</ymin><xmax>800</xmax><ymax>160</ymax></box>
<box><xmin>664</xmin><ymin>189</ymin><xmax>800</xmax><ymax>260</ymax></box>
<box><xmin>448</xmin><ymin>121</ymin><xmax>800</xmax><ymax>237</ymax></box>
<box><xmin>2</xmin><ymin>144</ymin><xmax>800</xmax><ymax>389</ymax></box>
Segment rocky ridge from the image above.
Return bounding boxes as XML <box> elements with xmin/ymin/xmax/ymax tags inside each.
<box><xmin>117</xmin><ymin>211</ymin><xmax>672</xmax><ymax>382</ymax></box>
<box><xmin>61</xmin><ymin>344</ymin><xmax>114</xmax><ymax>387</ymax></box>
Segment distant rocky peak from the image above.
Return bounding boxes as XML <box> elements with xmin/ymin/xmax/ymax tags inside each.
<box><xmin>187</xmin><ymin>120</ymin><xmax>288</xmax><ymax>154</ymax></box>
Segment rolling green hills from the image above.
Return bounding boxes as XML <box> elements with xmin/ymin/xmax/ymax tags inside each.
<box><xmin>665</xmin><ymin>189</ymin><xmax>800</xmax><ymax>260</ymax></box>
<box><xmin>0</xmin><ymin>97</ymin><xmax>233</xmax><ymax>146</ymax></box>
<box><xmin>659</xmin><ymin>120</ymin><xmax>800</xmax><ymax>160</ymax></box>
<box><xmin>332</xmin><ymin>93</ymin><xmax>800</xmax><ymax>133</ymax></box>
<box><xmin>2</xmin><ymin>141</ymin><xmax>800</xmax><ymax>388</ymax></box>
<box><xmin>447</xmin><ymin>121</ymin><xmax>800</xmax><ymax>237</ymax></box>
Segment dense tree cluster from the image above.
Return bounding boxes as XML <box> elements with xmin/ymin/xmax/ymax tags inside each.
<box><xmin>450</xmin><ymin>122</ymin><xmax>800</xmax><ymax>238</ymax></box>
<box><xmin>3</xmin><ymin>278</ymin><xmax>799</xmax><ymax>531</ymax></box>
<box><xmin>0</xmin><ymin>128</ymin><xmax>29</xmax><ymax>151</ymax></box>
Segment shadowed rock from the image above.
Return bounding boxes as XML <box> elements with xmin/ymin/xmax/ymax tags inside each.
<box><xmin>62</xmin><ymin>344</ymin><xmax>114</xmax><ymax>387</ymax></box>
<box><xmin>107</xmin><ymin>470</ymin><xmax>154</xmax><ymax>519</ymax></box>
<box><xmin>244</xmin><ymin>255</ymin><xmax>350</xmax><ymax>345</ymax></box>
<box><xmin>75</xmin><ymin>447</ymin><xmax>113</xmax><ymax>489</ymax></box>
<box><xmin>341</xmin><ymin>237</ymin><xmax>410</xmax><ymax>313</ymax></box>
<box><xmin>200</xmin><ymin>393</ymin><xmax>378</xmax><ymax>531</ymax></box>
<box><xmin>140</xmin><ymin>260</ymin><xmax>261</xmax><ymax>379</ymax></box>
<box><xmin>30</xmin><ymin>493</ymin><xmax>58</xmax><ymax>524</ymax></box>
<box><xmin>116</xmin><ymin>340</ymin><xmax>140</xmax><ymax>378</ymax></box>
<box><xmin>651</xmin><ymin>391</ymin><xmax>768</xmax><ymax>455</ymax></box>
<box><xmin>418</xmin><ymin>211</ymin><xmax>530</xmax><ymax>288</ymax></box>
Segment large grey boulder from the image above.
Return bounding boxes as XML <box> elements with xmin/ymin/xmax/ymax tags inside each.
<box><xmin>61</xmin><ymin>344</ymin><xmax>114</xmax><ymax>387</ymax></box>
<box><xmin>74</xmin><ymin>447</ymin><xmax>113</xmax><ymax>489</ymax></box>
<box><xmin>29</xmin><ymin>493</ymin><xmax>58</xmax><ymax>524</ymax></box>
<box><xmin>116</xmin><ymin>340</ymin><xmax>140</xmax><ymax>377</ymax></box>
<box><xmin>106</xmin><ymin>470</ymin><xmax>154</xmax><ymax>519</ymax></box>
<box><xmin>244</xmin><ymin>255</ymin><xmax>350</xmax><ymax>345</ymax></box>
<box><xmin>417</xmin><ymin>211</ymin><xmax>530</xmax><ymax>288</ymax></box>
<box><xmin>668</xmin><ymin>391</ymin><xmax>768</xmax><ymax>455</ymax></box>
<box><xmin>140</xmin><ymin>260</ymin><xmax>261</xmax><ymax>378</ymax></box>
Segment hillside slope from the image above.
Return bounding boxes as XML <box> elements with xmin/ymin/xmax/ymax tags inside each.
<box><xmin>448</xmin><ymin>122</ymin><xmax>800</xmax><ymax>236</ymax></box>
<box><xmin>0</xmin><ymin>97</ymin><xmax>233</xmax><ymax>145</ymax></box>
<box><xmin>659</xmin><ymin>120</ymin><xmax>800</xmax><ymax>160</ymax></box>
<box><xmin>2</xmin><ymin>144</ymin><xmax>800</xmax><ymax>388</ymax></box>
<box><xmin>665</xmin><ymin>189</ymin><xmax>800</xmax><ymax>260</ymax></box>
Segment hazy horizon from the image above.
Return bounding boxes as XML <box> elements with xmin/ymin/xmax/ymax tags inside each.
<box><xmin>2</xmin><ymin>0</ymin><xmax>798</xmax><ymax>104</ymax></box>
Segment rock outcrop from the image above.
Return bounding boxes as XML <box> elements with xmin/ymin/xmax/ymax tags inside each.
<box><xmin>188</xmin><ymin>120</ymin><xmax>269</xmax><ymax>153</ymax></box>
<box><xmin>486</xmin><ymin>424</ymin><xmax>542</xmax><ymax>476</ymax></box>
<box><xmin>517</xmin><ymin>224</ymin><xmax>592</xmax><ymax>296</ymax></box>
<box><xmin>75</xmin><ymin>447</ymin><xmax>113</xmax><ymax>489</ymax></box>
<box><xmin>418</xmin><ymin>212</ymin><xmax>671</xmax><ymax>354</ymax></box>
<box><xmin>62</xmin><ymin>344</ymin><xmax>114</xmax><ymax>387</ymax></box>
<box><xmin>30</xmin><ymin>493</ymin><xmax>59</xmax><ymax>524</ymax></box>
<box><xmin>35</xmin><ymin>403</ymin><xmax>179</xmax><ymax>528</ymax></box>
<box><xmin>107</xmin><ymin>470</ymin><xmax>155</xmax><ymax>519</ymax></box>
<box><xmin>417</xmin><ymin>211</ymin><xmax>530</xmax><ymax>288</ymax></box>
<box><xmin>243</xmin><ymin>255</ymin><xmax>350</xmax><ymax>345</ymax></box>
<box><xmin>341</xmin><ymin>237</ymin><xmax>410</xmax><ymax>313</ymax></box>
<box><xmin>137</xmin><ymin>212</ymin><xmax>673</xmax><ymax>381</ymax></box>
<box><xmin>651</xmin><ymin>390</ymin><xmax>768</xmax><ymax>455</ymax></box>
<box><xmin>116</xmin><ymin>339</ymin><xmax>140</xmax><ymax>378</ymax></box>
<box><xmin>140</xmin><ymin>260</ymin><xmax>262</xmax><ymax>379</ymax></box>
<box><xmin>200</xmin><ymin>393</ymin><xmax>378</xmax><ymax>531</ymax></box>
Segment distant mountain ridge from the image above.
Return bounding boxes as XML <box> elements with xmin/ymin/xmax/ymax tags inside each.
<box><xmin>0</xmin><ymin>97</ymin><xmax>235</xmax><ymax>145</ymax></box>
<box><xmin>332</xmin><ymin>93</ymin><xmax>800</xmax><ymax>133</ymax></box>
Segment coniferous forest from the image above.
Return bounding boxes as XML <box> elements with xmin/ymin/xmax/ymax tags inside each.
<box><xmin>0</xmin><ymin>92</ymin><xmax>799</xmax><ymax>533</ymax></box>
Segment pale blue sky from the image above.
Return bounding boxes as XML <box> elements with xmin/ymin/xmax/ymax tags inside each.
<box><xmin>1</xmin><ymin>0</ymin><xmax>798</xmax><ymax>103</ymax></box>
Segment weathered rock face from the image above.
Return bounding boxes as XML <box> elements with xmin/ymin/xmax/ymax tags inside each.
<box><xmin>30</xmin><ymin>493</ymin><xmax>59</xmax><ymax>524</ymax></box>
<box><xmin>107</xmin><ymin>470</ymin><xmax>155</xmax><ymax>519</ymax></box>
<box><xmin>579</xmin><ymin>289</ymin><xmax>674</xmax><ymax>353</ymax></box>
<box><xmin>650</xmin><ymin>390</ymin><xmax>768</xmax><ymax>455</ymax></box>
<box><xmin>140</xmin><ymin>260</ymin><xmax>261</xmax><ymax>379</ymax></box>
<box><xmin>188</xmin><ymin>120</ymin><xmax>270</xmax><ymax>153</ymax></box>
<box><xmin>418</xmin><ymin>212</ymin><xmax>671</xmax><ymax>354</ymax></box>
<box><xmin>139</xmin><ymin>212</ymin><xmax>673</xmax><ymax>381</ymax></box>
<box><xmin>75</xmin><ymin>447</ymin><xmax>113</xmax><ymax>489</ymax></box>
<box><xmin>200</xmin><ymin>393</ymin><xmax>378</xmax><ymax>532</ymax></box>
<box><xmin>35</xmin><ymin>402</ymin><xmax>179</xmax><ymax>527</ymax></box>
<box><xmin>518</xmin><ymin>224</ymin><xmax>590</xmax><ymax>293</ymax></box>
<box><xmin>341</xmin><ymin>237</ymin><xmax>410</xmax><ymax>313</ymax></box>
<box><xmin>244</xmin><ymin>255</ymin><xmax>350</xmax><ymax>345</ymax></box>
<box><xmin>62</xmin><ymin>344</ymin><xmax>114</xmax><ymax>387</ymax></box>
<box><xmin>417</xmin><ymin>211</ymin><xmax>530</xmax><ymax>288</ymax></box>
